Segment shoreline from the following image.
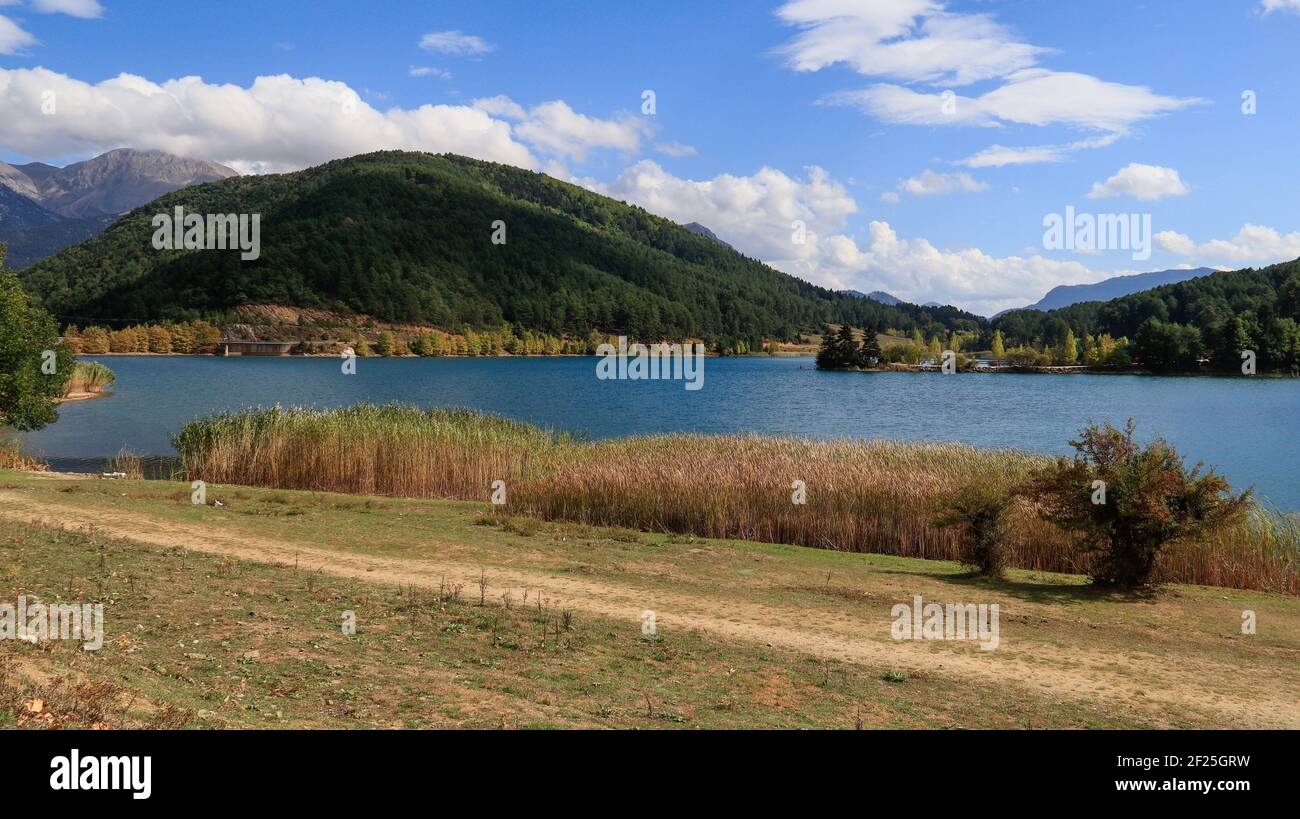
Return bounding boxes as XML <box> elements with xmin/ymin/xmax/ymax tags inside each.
<box><xmin>58</xmin><ymin>389</ymin><xmax>110</xmax><ymax>404</ymax></box>
<box><xmin>70</xmin><ymin>352</ymin><xmax>1299</xmax><ymax>376</ymax></box>
<box><xmin>819</xmin><ymin>364</ymin><xmax>1296</xmax><ymax>378</ymax></box>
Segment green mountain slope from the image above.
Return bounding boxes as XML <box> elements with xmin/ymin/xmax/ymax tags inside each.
<box><xmin>992</xmin><ymin>259</ymin><xmax>1300</xmax><ymax>372</ymax></box>
<box><xmin>21</xmin><ymin>151</ymin><xmax>983</xmax><ymax>345</ymax></box>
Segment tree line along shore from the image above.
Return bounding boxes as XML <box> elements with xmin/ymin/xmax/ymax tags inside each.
<box><xmin>59</xmin><ymin>321</ymin><xmax>703</xmax><ymax>358</ymax></box>
<box><xmin>815</xmin><ymin>321</ymin><xmax>1298</xmax><ymax>375</ymax></box>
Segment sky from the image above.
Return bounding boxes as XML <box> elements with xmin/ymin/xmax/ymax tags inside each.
<box><xmin>1</xmin><ymin>0</ymin><xmax>1298</xmax><ymax>315</ymax></box>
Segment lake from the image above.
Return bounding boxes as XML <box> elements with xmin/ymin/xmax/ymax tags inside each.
<box><xmin>15</xmin><ymin>355</ymin><xmax>1300</xmax><ymax>509</ymax></box>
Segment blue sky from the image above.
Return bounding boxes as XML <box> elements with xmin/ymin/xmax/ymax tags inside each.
<box><xmin>2</xmin><ymin>0</ymin><xmax>1298</xmax><ymax>314</ymax></box>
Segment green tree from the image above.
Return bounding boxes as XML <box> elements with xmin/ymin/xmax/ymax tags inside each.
<box><xmin>857</xmin><ymin>323</ymin><xmax>883</xmax><ymax>367</ymax></box>
<box><xmin>375</xmin><ymin>330</ymin><xmax>396</xmax><ymax>356</ymax></box>
<box><xmin>836</xmin><ymin>323</ymin><xmax>859</xmax><ymax>368</ymax></box>
<box><xmin>1134</xmin><ymin>318</ymin><xmax>1200</xmax><ymax>373</ymax></box>
<box><xmin>1278</xmin><ymin>270</ymin><xmax>1300</xmax><ymax>320</ymax></box>
<box><xmin>0</xmin><ymin>244</ymin><xmax>74</xmax><ymax>431</ymax></box>
<box><xmin>1207</xmin><ymin>316</ymin><xmax>1249</xmax><ymax>372</ymax></box>
<box><xmin>815</xmin><ymin>324</ymin><xmax>841</xmax><ymax>369</ymax></box>
<box><xmin>1060</xmin><ymin>329</ymin><xmax>1078</xmax><ymax>364</ymax></box>
<box><xmin>932</xmin><ymin>483</ymin><xmax>1013</xmax><ymax>577</ymax></box>
<box><xmin>1024</xmin><ymin>420</ymin><xmax>1250</xmax><ymax>588</ymax></box>
<box><xmin>816</xmin><ymin>322</ymin><xmax>859</xmax><ymax>369</ymax></box>
<box><xmin>990</xmin><ymin>329</ymin><xmax>1005</xmax><ymax>361</ymax></box>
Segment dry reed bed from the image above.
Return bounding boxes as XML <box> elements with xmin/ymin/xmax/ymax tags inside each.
<box><xmin>174</xmin><ymin>405</ymin><xmax>1300</xmax><ymax>594</ymax></box>
<box><xmin>173</xmin><ymin>405</ymin><xmax>558</xmax><ymax>499</ymax></box>
<box><xmin>64</xmin><ymin>362</ymin><xmax>116</xmax><ymax>395</ymax></box>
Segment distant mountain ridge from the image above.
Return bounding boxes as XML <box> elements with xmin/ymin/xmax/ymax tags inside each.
<box><xmin>996</xmin><ymin>267</ymin><xmax>1218</xmax><ymax>317</ymax></box>
<box><xmin>0</xmin><ymin>185</ymin><xmax>62</xmax><ymax>235</ymax></box>
<box><xmin>0</xmin><ymin>148</ymin><xmax>238</xmax><ymax>268</ymax></box>
<box><xmin>682</xmin><ymin>222</ymin><xmax>732</xmax><ymax>249</ymax></box>
<box><xmin>840</xmin><ymin>289</ymin><xmax>903</xmax><ymax>305</ymax></box>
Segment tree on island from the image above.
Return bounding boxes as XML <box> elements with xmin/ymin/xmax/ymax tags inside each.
<box><xmin>990</xmin><ymin>329</ymin><xmax>1006</xmax><ymax>361</ymax></box>
<box><xmin>1055</xmin><ymin>329</ymin><xmax>1078</xmax><ymax>365</ymax></box>
<box><xmin>0</xmin><ymin>243</ymin><xmax>73</xmax><ymax>431</ymax></box>
<box><xmin>815</xmin><ymin>322</ymin><xmax>860</xmax><ymax>369</ymax></box>
<box><xmin>857</xmin><ymin>323</ymin><xmax>882</xmax><ymax>367</ymax></box>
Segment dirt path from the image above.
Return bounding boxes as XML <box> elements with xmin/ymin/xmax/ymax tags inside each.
<box><xmin>3</xmin><ymin>489</ymin><xmax>1296</xmax><ymax>727</ymax></box>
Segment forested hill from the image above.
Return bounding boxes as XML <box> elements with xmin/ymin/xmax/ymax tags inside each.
<box><xmin>992</xmin><ymin>258</ymin><xmax>1300</xmax><ymax>372</ymax></box>
<box><xmin>20</xmin><ymin>151</ymin><xmax>983</xmax><ymax>347</ymax></box>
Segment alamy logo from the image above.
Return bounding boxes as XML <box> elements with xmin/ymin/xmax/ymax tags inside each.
<box><xmin>50</xmin><ymin>749</ymin><xmax>151</xmax><ymax>800</ymax></box>
<box><xmin>1042</xmin><ymin>205</ymin><xmax>1151</xmax><ymax>261</ymax></box>
<box><xmin>596</xmin><ymin>336</ymin><xmax>704</xmax><ymax>391</ymax></box>
<box><xmin>151</xmin><ymin>206</ymin><xmax>261</xmax><ymax>260</ymax></box>
<box><xmin>890</xmin><ymin>594</ymin><xmax>1000</xmax><ymax>651</ymax></box>
<box><xmin>1</xmin><ymin>596</ymin><xmax>103</xmax><ymax>651</ymax></box>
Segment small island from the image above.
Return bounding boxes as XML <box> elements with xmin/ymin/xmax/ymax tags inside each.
<box><xmin>815</xmin><ymin>316</ymin><xmax>1298</xmax><ymax>377</ymax></box>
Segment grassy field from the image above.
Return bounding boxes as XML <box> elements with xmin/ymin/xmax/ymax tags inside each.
<box><xmin>2</xmin><ymin>469</ymin><xmax>1298</xmax><ymax>729</ymax></box>
<box><xmin>174</xmin><ymin>405</ymin><xmax>1300</xmax><ymax>594</ymax></box>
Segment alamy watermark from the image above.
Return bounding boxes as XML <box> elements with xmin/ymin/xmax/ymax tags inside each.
<box><xmin>50</xmin><ymin>749</ymin><xmax>151</xmax><ymax>800</ymax></box>
<box><xmin>1043</xmin><ymin>205</ymin><xmax>1151</xmax><ymax>261</ymax></box>
<box><xmin>890</xmin><ymin>594</ymin><xmax>999</xmax><ymax>651</ymax></box>
<box><xmin>1</xmin><ymin>596</ymin><xmax>103</xmax><ymax>651</ymax></box>
<box><xmin>596</xmin><ymin>336</ymin><xmax>704</xmax><ymax>391</ymax></box>
<box><xmin>152</xmin><ymin>206</ymin><xmax>261</xmax><ymax>260</ymax></box>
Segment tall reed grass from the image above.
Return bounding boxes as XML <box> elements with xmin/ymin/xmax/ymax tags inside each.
<box><xmin>0</xmin><ymin>439</ymin><xmax>48</xmax><ymax>471</ymax></box>
<box><xmin>174</xmin><ymin>404</ymin><xmax>1300</xmax><ymax>594</ymax></box>
<box><xmin>173</xmin><ymin>405</ymin><xmax>562</xmax><ymax>499</ymax></box>
<box><xmin>64</xmin><ymin>362</ymin><xmax>116</xmax><ymax>395</ymax></box>
<box><xmin>108</xmin><ymin>447</ymin><xmax>144</xmax><ymax>480</ymax></box>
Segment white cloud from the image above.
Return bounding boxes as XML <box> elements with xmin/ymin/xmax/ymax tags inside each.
<box><xmin>880</xmin><ymin>191</ymin><xmax>900</xmax><ymax>205</ymax></box>
<box><xmin>1259</xmin><ymin>0</ymin><xmax>1300</xmax><ymax>14</ymax></box>
<box><xmin>1156</xmin><ymin>225</ymin><xmax>1300</xmax><ymax>265</ymax></box>
<box><xmin>832</xmin><ymin>71</ymin><xmax>1197</xmax><ymax>134</ymax></box>
<box><xmin>480</xmin><ymin>96</ymin><xmax>648</xmax><ymax>161</ymax></box>
<box><xmin>954</xmin><ymin>134</ymin><xmax>1120</xmax><ymax>168</ymax></box>
<box><xmin>586</xmin><ymin>159</ymin><xmax>857</xmax><ymax>280</ymax></box>
<box><xmin>471</xmin><ymin>94</ymin><xmax>527</xmax><ymax>120</ymax></box>
<box><xmin>955</xmin><ymin>143</ymin><xmax>1068</xmax><ymax>168</ymax></box>
<box><xmin>1086</xmin><ymin>163</ymin><xmax>1189</xmax><ymax>201</ymax></box>
<box><xmin>977</xmin><ymin>70</ymin><xmax>1197</xmax><ymax>132</ymax></box>
<box><xmin>0</xmin><ymin>68</ymin><xmax>645</xmax><ymax>174</ymax></box>
<box><xmin>775</xmin><ymin>0</ymin><xmax>1046</xmax><ymax>86</ymax></box>
<box><xmin>783</xmin><ymin>1</ymin><xmax>1197</xmax><ymax>167</ymax></box>
<box><xmin>819</xmin><ymin>221</ymin><xmax>1114</xmax><ymax>316</ymax></box>
<box><xmin>419</xmin><ymin>30</ymin><xmax>493</xmax><ymax>56</ymax></box>
<box><xmin>32</xmin><ymin>0</ymin><xmax>104</xmax><ymax>17</ymax></box>
<box><xmin>1153</xmin><ymin>230</ymin><xmax>1196</xmax><ymax>257</ymax></box>
<box><xmin>653</xmin><ymin>141</ymin><xmax>697</xmax><ymax>158</ymax></box>
<box><xmin>0</xmin><ymin>14</ymin><xmax>37</xmax><ymax>54</ymax></box>
<box><xmin>409</xmin><ymin>66</ymin><xmax>452</xmax><ymax>80</ymax></box>
<box><xmin>898</xmin><ymin>169</ymin><xmax>987</xmax><ymax>196</ymax></box>
<box><xmin>583</xmin><ymin>159</ymin><xmax>1105</xmax><ymax>314</ymax></box>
